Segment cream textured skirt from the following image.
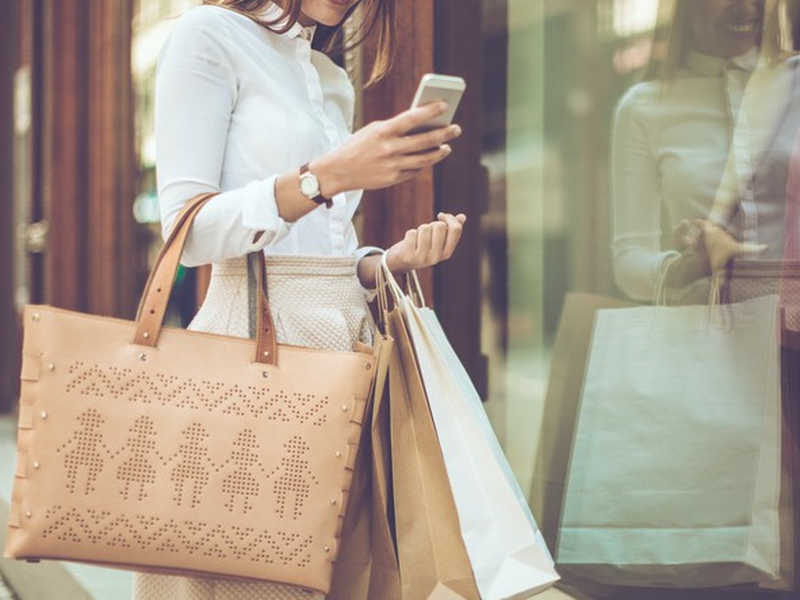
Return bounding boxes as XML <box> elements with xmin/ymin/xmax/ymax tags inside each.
<box><xmin>131</xmin><ymin>254</ymin><xmax>374</xmax><ymax>600</ymax></box>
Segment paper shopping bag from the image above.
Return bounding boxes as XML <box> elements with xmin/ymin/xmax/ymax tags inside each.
<box><xmin>367</xmin><ymin>333</ymin><xmax>402</xmax><ymax>600</ymax></box>
<box><xmin>328</xmin><ymin>332</ymin><xmax>398</xmax><ymax>600</ymax></box>
<box><xmin>530</xmin><ymin>293</ymin><xmax>633</xmax><ymax>551</ymax></box>
<box><xmin>387</xmin><ymin>308</ymin><xmax>480</xmax><ymax>599</ymax></box>
<box><xmin>398</xmin><ymin>294</ymin><xmax>560</xmax><ymax>599</ymax></box>
<box><xmin>558</xmin><ymin>294</ymin><xmax>783</xmax><ymax>588</ymax></box>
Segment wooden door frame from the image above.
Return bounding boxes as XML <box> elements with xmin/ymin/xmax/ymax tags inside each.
<box><xmin>1</xmin><ymin>2</ymin><xmax>19</xmax><ymax>413</ymax></box>
<box><xmin>39</xmin><ymin>0</ymin><xmax>136</xmax><ymax>316</ymax></box>
<box><xmin>3</xmin><ymin>0</ymin><xmax>136</xmax><ymax>414</ymax></box>
<box><xmin>359</xmin><ymin>1</ymin><xmax>437</xmax><ymax>300</ymax></box>
<box><xmin>433</xmin><ymin>0</ymin><xmax>491</xmax><ymax>397</ymax></box>
<box><xmin>359</xmin><ymin>0</ymin><xmax>489</xmax><ymax>395</ymax></box>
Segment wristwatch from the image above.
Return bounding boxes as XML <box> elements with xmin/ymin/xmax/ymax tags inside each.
<box><xmin>299</xmin><ymin>163</ymin><xmax>333</xmax><ymax>208</ymax></box>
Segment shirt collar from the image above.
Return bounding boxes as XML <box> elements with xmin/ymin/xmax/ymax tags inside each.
<box><xmin>253</xmin><ymin>1</ymin><xmax>317</xmax><ymax>42</ymax></box>
<box><xmin>686</xmin><ymin>46</ymin><xmax>760</xmax><ymax>76</ymax></box>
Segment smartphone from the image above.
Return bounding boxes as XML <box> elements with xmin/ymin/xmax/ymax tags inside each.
<box><xmin>408</xmin><ymin>73</ymin><xmax>466</xmax><ymax>134</ymax></box>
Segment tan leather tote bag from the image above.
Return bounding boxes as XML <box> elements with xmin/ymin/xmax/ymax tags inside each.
<box><xmin>3</xmin><ymin>193</ymin><xmax>378</xmax><ymax>594</ymax></box>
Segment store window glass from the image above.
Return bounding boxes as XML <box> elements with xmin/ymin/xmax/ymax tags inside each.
<box><xmin>480</xmin><ymin>0</ymin><xmax>800</xmax><ymax>595</ymax></box>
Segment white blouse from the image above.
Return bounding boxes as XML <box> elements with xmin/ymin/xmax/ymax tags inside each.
<box><xmin>155</xmin><ymin>2</ymin><xmax>381</xmax><ymax>288</ymax></box>
<box><xmin>611</xmin><ymin>49</ymin><xmax>797</xmax><ymax>302</ymax></box>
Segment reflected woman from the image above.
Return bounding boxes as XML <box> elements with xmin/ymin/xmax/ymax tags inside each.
<box><xmin>611</xmin><ymin>0</ymin><xmax>800</xmax><ymax>304</ymax></box>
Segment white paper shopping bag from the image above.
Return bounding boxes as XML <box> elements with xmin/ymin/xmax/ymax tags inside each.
<box><xmin>557</xmin><ymin>294</ymin><xmax>782</xmax><ymax>588</ymax></box>
<box><xmin>382</xmin><ymin>261</ymin><xmax>560</xmax><ymax>599</ymax></box>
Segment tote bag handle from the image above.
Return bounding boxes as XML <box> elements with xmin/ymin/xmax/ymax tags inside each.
<box><xmin>133</xmin><ymin>192</ymin><xmax>278</xmax><ymax>365</ymax></box>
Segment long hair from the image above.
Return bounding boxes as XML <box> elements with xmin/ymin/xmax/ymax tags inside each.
<box><xmin>646</xmin><ymin>0</ymin><xmax>799</xmax><ymax>81</ymax></box>
<box><xmin>204</xmin><ymin>0</ymin><xmax>395</xmax><ymax>85</ymax></box>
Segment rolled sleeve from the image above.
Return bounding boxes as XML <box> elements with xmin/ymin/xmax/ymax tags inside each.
<box><xmin>159</xmin><ymin>177</ymin><xmax>292</xmax><ymax>267</ymax></box>
<box><xmin>240</xmin><ymin>175</ymin><xmax>292</xmax><ymax>253</ymax></box>
<box><xmin>353</xmin><ymin>245</ymin><xmax>384</xmax><ymax>302</ymax></box>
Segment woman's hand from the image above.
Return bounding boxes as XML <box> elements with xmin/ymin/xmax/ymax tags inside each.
<box><xmin>667</xmin><ymin>218</ymin><xmax>767</xmax><ymax>288</ymax></box>
<box><xmin>701</xmin><ymin>220</ymin><xmax>767</xmax><ymax>273</ymax></box>
<box><xmin>675</xmin><ymin>218</ymin><xmax>766</xmax><ymax>273</ymax></box>
<box><xmin>355</xmin><ymin>212</ymin><xmax>467</xmax><ymax>290</ymax></box>
<box><xmin>385</xmin><ymin>212</ymin><xmax>467</xmax><ymax>272</ymax></box>
<box><xmin>309</xmin><ymin>102</ymin><xmax>462</xmax><ymax>197</ymax></box>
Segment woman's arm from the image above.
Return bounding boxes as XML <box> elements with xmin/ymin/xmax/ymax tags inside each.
<box><xmin>155</xmin><ymin>9</ymin><xmax>296</xmax><ymax>267</ymax></box>
<box><xmin>610</xmin><ymin>85</ymin><xmax>679</xmax><ymax>301</ymax></box>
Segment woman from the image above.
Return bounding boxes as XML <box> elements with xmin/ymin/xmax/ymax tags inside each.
<box><xmin>132</xmin><ymin>0</ymin><xmax>465</xmax><ymax>598</ymax></box>
<box><xmin>611</xmin><ymin>0</ymin><xmax>800</xmax><ymax>304</ymax></box>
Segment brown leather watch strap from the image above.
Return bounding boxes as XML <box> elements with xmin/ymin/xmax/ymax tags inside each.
<box><xmin>133</xmin><ymin>192</ymin><xmax>278</xmax><ymax>366</ymax></box>
<box><xmin>299</xmin><ymin>162</ymin><xmax>333</xmax><ymax>209</ymax></box>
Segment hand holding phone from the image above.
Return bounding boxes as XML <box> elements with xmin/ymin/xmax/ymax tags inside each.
<box><xmin>308</xmin><ymin>74</ymin><xmax>466</xmax><ymax>196</ymax></box>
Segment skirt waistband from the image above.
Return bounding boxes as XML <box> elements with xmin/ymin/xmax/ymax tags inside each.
<box><xmin>211</xmin><ymin>254</ymin><xmax>357</xmax><ymax>277</ymax></box>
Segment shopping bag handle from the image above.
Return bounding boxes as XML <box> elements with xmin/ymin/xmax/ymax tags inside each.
<box><xmin>133</xmin><ymin>193</ymin><xmax>278</xmax><ymax>365</ymax></box>
<box><xmin>404</xmin><ymin>270</ymin><xmax>426</xmax><ymax>308</ymax></box>
<box><xmin>376</xmin><ymin>253</ymin><xmax>428</xmax><ymax>318</ymax></box>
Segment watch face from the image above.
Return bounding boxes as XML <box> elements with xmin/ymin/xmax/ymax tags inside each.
<box><xmin>299</xmin><ymin>173</ymin><xmax>320</xmax><ymax>197</ymax></box>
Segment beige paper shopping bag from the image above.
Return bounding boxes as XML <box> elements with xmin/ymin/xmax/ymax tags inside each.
<box><xmin>387</xmin><ymin>308</ymin><xmax>480</xmax><ymax>599</ymax></box>
<box><xmin>530</xmin><ymin>293</ymin><xmax>632</xmax><ymax>551</ymax></box>
<box><xmin>328</xmin><ymin>332</ymin><xmax>399</xmax><ymax>600</ymax></box>
<box><xmin>367</xmin><ymin>334</ymin><xmax>402</xmax><ymax>600</ymax></box>
<box><xmin>383</xmin><ymin>265</ymin><xmax>559</xmax><ymax>599</ymax></box>
<box><xmin>558</xmin><ymin>294</ymin><xmax>783</xmax><ymax>588</ymax></box>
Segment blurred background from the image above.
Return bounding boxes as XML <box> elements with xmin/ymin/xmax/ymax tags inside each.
<box><xmin>2</xmin><ymin>0</ymin><xmax>774</xmax><ymax>598</ymax></box>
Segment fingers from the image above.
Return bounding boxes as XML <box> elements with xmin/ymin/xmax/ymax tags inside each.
<box><xmin>395</xmin><ymin>145</ymin><xmax>452</xmax><ymax>171</ymax></box>
<box><xmin>396</xmin><ymin>124</ymin><xmax>462</xmax><ymax>154</ymax></box>
<box><xmin>396</xmin><ymin>169</ymin><xmax>422</xmax><ymax>183</ymax></box>
<box><xmin>393</xmin><ymin>213</ymin><xmax>467</xmax><ymax>272</ymax></box>
<box><xmin>675</xmin><ymin>218</ymin><xmax>704</xmax><ymax>250</ymax></box>
<box><xmin>416</xmin><ymin>223</ymin><xmax>433</xmax><ymax>261</ymax></box>
<box><xmin>736</xmin><ymin>242</ymin><xmax>768</xmax><ymax>256</ymax></box>
<box><xmin>386</xmin><ymin>102</ymin><xmax>448</xmax><ymax>136</ymax></box>
<box><xmin>709</xmin><ymin>240</ymin><xmax>767</xmax><ymax>272</ymax></box>
<box><xmin>437</xmin><ymin>212</ymin><xmax>465</xmax><ymax>258</ymax></box>
<box><xmin>429</xmin><ymin>221</ymin><xmax>448</xmax><ymax>263</ymax></box>
<box><xmin>703</xmin><ymin>221</ymin><xmax>768</xmax><ymax>272</ymax></box>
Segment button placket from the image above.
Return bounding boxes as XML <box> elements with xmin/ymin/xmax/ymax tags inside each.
<box><xmin>329</xmin><ymin>199</ymin><xmax>347</xmax><ymax>253</ymax></box>
<box><xmin>293</xmin><ymin>32</ymin><xmax>354</xmax><ymax>252</ymax></box>
<box><xmin>304</xmin><ymin>56</ymin><xmax>341</xmax><ymax>147</ymax></box>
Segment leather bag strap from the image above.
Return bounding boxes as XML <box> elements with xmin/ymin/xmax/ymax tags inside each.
<box><xmin>133</xmin><ymin>193</ymin><xmax>278</xmax><ymax>365</ymax></box>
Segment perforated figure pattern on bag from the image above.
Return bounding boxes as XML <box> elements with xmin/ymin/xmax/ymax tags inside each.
<box><xmin>5</xmin><ymin>329</ymin><xmax>372</xmax><ymax>590</ymax></box>
<box><xmin>45</xmin><ymin>400</ymin><xmax>320</xmax><ymax>567</ymax></box>
<box><xmin>54</xmin><ymin>368</ymin><xmax>328</xmax><ymax>519</ymax></box>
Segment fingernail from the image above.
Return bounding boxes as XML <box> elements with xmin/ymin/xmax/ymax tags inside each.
<box><xmin>443</xmin><ymin>145</ymin><xmax>452</xmax><ymax>154</ymax></box>
<box><xmin>451</xmin><ymin>124</ymin><xmax>462</xmax><ymax>136</ymax></box>
<box><xmin>439</xmin><ymin>101</ymin><xmax>449</xmax><ymax>112</ymax></box>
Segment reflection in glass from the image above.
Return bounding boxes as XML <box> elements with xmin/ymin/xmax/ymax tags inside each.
<box><xmin>481</xmin><ymin>0</ymin><xmax>800</xmax><ymax>596</ymax></box>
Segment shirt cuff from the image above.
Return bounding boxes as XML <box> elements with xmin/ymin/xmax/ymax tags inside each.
<box><xmin>353</xmin><ymin>245</ymin><xmax>384</xmax><ymax>302</ymax></box>
<box><xmin>240</xmin><ymin>175</ymin><xmax>291</xmax><ymax>252</ymax></box>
